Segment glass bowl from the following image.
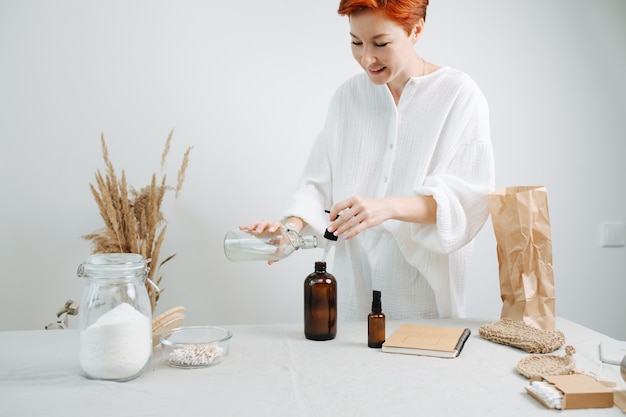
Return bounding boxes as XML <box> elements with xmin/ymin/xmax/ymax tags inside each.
<box><xmin>159</xmin><ymin>326</ymin><xmax>232</xmax><ymax>369</ymax></box>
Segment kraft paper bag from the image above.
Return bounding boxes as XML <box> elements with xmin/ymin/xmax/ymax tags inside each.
<box><xmin>488</xmin><ymin>186</ymin><xmax>555</xmax><ymax>331</ymax></box>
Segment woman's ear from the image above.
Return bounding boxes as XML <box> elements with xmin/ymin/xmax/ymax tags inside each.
<box><xmin>411</xmin><ymin>18</ymin><xmax>425</xmax><ymax>42</ymax></box>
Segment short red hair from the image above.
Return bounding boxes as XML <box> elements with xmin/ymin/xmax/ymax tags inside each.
<box><xmin>337</xmin><ymin>0</ymin><xmax>429</xmax><ymax>35</ymax></box>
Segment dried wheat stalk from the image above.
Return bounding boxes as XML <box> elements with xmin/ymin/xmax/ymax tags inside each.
<box><xmin>83</xmin><ymin>129</ymin><xmax>192</xmax><ymax>314</ymax></box>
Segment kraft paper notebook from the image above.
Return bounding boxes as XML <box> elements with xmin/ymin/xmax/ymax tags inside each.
<box><xmin>382</xmin><ymin>324</ymin><xmax>471</xmax><ymax>358</ymax></box>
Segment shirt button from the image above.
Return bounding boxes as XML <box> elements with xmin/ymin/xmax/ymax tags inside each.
<box><xmin>389</xmin><ymin>143</ymin><xmax>394</xmax><ymax>149</ymax></box>
<box><xmin>383</xmin><ymin>177</ymin><xmax>388</xmax><ymax>183</ymax></box>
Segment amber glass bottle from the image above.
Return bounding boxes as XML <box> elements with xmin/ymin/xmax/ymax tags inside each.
<box><xmin>368</xmin><ymin>290</ymin><xmax>385</xmax><ymax>348</ymax></box>
<box><xmin>304</xmin><ymin>261</ymin><xmax>337</xmax><ymax>341</ymax></box>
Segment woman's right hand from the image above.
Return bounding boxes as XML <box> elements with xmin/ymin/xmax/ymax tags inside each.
<box><xmin>240</xmin><ymin>217</ymin><xmax>306</xmax><ymax>265</ymax></box>
<box><xmin>240</xmin><ymin>221</ymin><xmax>283</xmax><ymax>265</ymax></box>
<box><xmin>239</xmin><ymin>220</ymin><xmax>283</xmax><ymax>235</ymax></box>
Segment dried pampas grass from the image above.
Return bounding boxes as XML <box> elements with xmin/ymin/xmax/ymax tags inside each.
<box><xmin>83</xmin><ymin>129</ymin><xmax>192</xmax><ymax>314</ymax></box>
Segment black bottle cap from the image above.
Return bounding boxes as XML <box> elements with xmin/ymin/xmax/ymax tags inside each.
<box><xmin>372</xmin><ymin>290</ymin><xmax>382</xmax><ymax>313</ymax></box>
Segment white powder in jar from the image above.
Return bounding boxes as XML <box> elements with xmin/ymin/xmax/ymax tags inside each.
<box><xmin>80</xmin><ymin>302</ymin><xmax>152</xmax><ymax>380</ymax></box>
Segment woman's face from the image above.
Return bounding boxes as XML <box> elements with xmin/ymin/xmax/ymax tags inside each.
<box><xmin>349</xmin><ymin>10</ymin><xmax>420</xmax><ymax>87</ymax></box>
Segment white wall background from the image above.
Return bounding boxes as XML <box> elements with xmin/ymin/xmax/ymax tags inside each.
<box><xmin>1</xmin><ymin>0</ymin><xmax>624</xmax><ymax>339</ymax></box>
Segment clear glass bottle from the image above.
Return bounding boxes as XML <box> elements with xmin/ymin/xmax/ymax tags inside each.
<box><xmin>224</xmin><ymin>224</ymin><xmax>318</xmax><ymax>261</ymax></box>
<box><xmin>368</xmin><ymin>290</ymin><xmax>385</xmax><ymax>348</ymax></box>
<box><xmin>77</xmin><ymin>253</ymin><xmax>153</xmax><ymax>382</ymax></box>
<box><xmin>304</xmin><ymin>261</ymin><xmax>337</xmax><ymax>341</ymax></box>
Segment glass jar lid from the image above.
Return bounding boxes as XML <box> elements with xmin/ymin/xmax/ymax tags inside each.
<box><xmin>77</xmin><ymin>253</ymin><xmax>150</xmax><ymax>279</ymax></box>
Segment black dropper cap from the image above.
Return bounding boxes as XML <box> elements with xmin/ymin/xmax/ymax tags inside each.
<box><xmin>324</xmin><ymin>210</ymin><xmax>339</xmax><ymax>241</ymax></box>
<box><xmin>324</xmin><ymin>228</ymin><xmax>338</xmax><ymax>241</ymax></box>
<box><xmin>371</xmin><ymin>290</ymin><xmax>382</xmax><ymax>313</ymax></box>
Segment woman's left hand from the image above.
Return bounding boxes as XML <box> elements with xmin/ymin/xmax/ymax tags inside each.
<box><xmin>326</xmin><ymin>196</ymin><xmax>389</xmax><ymax>240</ymax></box>
<box><xmin>326</xmin><ymin>194</ymin><xmax>437</xmax><ymax>239</ymax></box>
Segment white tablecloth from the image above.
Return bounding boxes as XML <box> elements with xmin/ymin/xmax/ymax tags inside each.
<box><xmin>1</xmin><ymin>318</ymin><xmax>624</xmax><ymax>416</ymax></box>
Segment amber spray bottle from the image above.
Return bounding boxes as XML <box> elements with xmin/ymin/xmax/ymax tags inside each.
<box><xmin>368</xmin><ymin>290</ymin><xmax>385</xmax><ymax>348</ymax></box>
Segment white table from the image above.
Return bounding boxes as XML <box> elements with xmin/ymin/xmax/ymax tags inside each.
<box><xmin>1</xmin><ymin>318</ymin><xmax>624</xmax><ymax>416</ymax></box>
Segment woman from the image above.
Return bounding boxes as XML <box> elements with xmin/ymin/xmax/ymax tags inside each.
<box><xmin>245</xmin><ymin>0</ymin><xmax>494</xmax><ymax>321</ymax></box>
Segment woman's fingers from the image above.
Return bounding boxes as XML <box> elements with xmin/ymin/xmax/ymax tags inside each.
<box><xmin>240</xmin><ymin>220</ymin><xmax>282</xmax><ymax>234</ymax></box>
<box><xmin>328</xmin><ymin>196</ymin><xmax>388</xmax><ymax>239</ymax></box>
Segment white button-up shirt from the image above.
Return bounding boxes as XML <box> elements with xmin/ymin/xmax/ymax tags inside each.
<box><xmin>284</xmin><ymin>67</ymin><xmax>495</xmax><ymax>320</ymax></box>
